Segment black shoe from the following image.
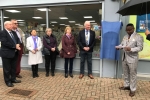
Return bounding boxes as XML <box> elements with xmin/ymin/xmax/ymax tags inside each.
<box><xmin>35</xmin><ymin>74</ymin><xmax>39</xmax><ymax>77</ymax></box>
<box><xmin>46</xmin><ymin>73</ymin><xmax>49</xmax><ymax>77</ymax></box>
<box><xmin>16</xmin><ymin>75</ymin><xmax>22</xmax><ymax>78</ymax></box>
<box><xmin>6</xmin><ymin>82</ymin><xmax>14</xmax><ymax>87</ymax></box>
<box><xmin>32</xmin><ymin>74</ymin><xmax>36</xmax><ymax>78</ymax></box>
<box><xmin>11</xmin><ymin>80</ymin><xmax>21</xmax><ymax>83</ymax></box>
<box><xmin>69</xmin><ymin>73</ymin><xmax>73</xmax><ymax>78</ymax></box>
<box><xmin>65</xmin><ymin>74</ymin><xmax>68</xmax><ymax>78</ymax></box>
<box><xmin>51</xmin><ymin>73</ymin><xmax>55</xmax><ymax>76</ymax></box>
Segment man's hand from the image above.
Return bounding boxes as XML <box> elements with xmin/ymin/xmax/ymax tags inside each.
<box><xmin>124</xmin><ymin>47</ymin><xmax>131</xmax><ymax>51</ymax></box>
<box><xmin>16</xmin><ymin>44</ymin><xmax>21</xmax><ymax>50</ymax></box>
<box><xmin>145</xmin><ymin>29</ymin><xmax>150</xmax><ymax>36</ymax></box>
<box><xmin>35</xmin><ymin>48</ymin><xmax>38</xmax><ymax>52</ymax></box>
<box><xmin>83</xmin><ymin>47</ymin><xmax>90</xmax><ymax>51</ymax></box>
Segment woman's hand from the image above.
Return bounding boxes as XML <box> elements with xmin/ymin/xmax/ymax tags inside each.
<box><xmin>67</xmin><ymin>52</ymin><xmax>70</xmax><ymax>55</ymax></box>
<box><xmin>32</xmin><ymin>50</ymin><xmax>36</xmax><ymax>54</ymax></box>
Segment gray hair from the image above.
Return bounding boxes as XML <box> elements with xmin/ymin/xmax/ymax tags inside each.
<box><xmin>45</xmin><ymin>28</ymin><xmax>52</xmax><ymax>33</ymax></box>
<box><xmin>4</xmin><ymin>21</ymin><xmax>11</xmax><ymax>26</ymax></box>
<box><xmin>84</xmin><ymin>21</ymin><xmax>91</xmax><ymax>26</ymax></box>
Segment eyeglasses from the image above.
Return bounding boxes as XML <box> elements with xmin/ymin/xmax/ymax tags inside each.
<box><xmin>14</xmin><ymin>23</ymin><xmax>18</xmax><ymax>25</ymax></box>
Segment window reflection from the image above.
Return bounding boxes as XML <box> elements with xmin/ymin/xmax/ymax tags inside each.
<box><xmin>4</xmin><ymin>4</ymin><xmax>102</xmax><ymax>58</ymax></box>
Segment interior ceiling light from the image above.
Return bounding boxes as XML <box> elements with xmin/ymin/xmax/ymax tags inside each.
<box><xmin>51</xmin><ymin>21</ymin><xmax>57</xmax><ymax>23</ymax></box>
<box><xmin>69</xmin><ymin>21</ymin><xmax>75</xmax><ymax>23</ymax></box>
<box><xmin>37</xmin><ymin>8</ymin><xmax>51</xmax><ymax>11</ymax></box>
<box><xmin>84</xmin><ymin>16</ymin><xmax>93</xmax><ymax>18</ymax></box>
<box><xmin>59</xmin><ymin>17</ymin><xmax>68</xmax><ymax>19</ymax></box>
<box><xmin>32</xmin><ymin>17</ymin><xmax>42</xmax><ymax>19</ymax></box>
<box><xmin>5</xmin><ymin>10</ymin><xmax>21</xmax><ymax>13</ymax></box>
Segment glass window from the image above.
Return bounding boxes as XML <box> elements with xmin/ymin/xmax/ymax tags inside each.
<box><xmin>4</xmin><ymin>8</ymin><xmax>46</xmax><ymax>54</ymax></box>
<box><xmin>49</xmin><ymin>4</ymin><xmax>102</xmax><ymax>58</ymax></box>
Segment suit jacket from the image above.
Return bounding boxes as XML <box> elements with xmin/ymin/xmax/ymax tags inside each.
<box><xmin>0</xmin><ymin>29</ymin><xmax>20</xmax><ymax>58</ymax></box>
<box><xmin>119</xmin><ymin>32</ymin><xmax>143</xmax><ymax>63</ymax></box>
<box><xmin>78</xmin><ymin>29</ymin><xmax>95</xmax><ymax>52</ymax></box>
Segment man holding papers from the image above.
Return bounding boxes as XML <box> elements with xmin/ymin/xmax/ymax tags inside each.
<box><xmin>116</xmin><ymin>23</ymin><xmax>143</xmax><ymax>97</ymax></box>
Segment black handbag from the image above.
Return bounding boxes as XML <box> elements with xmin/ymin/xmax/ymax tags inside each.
<box><xmin>43</xmin><ymin>47</ymin><xmax>50</xmax><ymax>55</ymax></box>
<box><xmin>55</xmin><ymin>48</ymin><xmax>59</xmax><ymax>55</ymax></box>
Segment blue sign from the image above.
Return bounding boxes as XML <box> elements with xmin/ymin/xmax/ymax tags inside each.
<box><xmin>136</xmin><ymin>14</ymin><xmax>150</xmax><ymax>32</ymax></box>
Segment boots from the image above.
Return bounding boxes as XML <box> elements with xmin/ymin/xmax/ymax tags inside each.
<box><xmin>35</xmin><ymin>64</ymin><xmax>39</xmax><ymax>77</ymax></box>
<box><xmin>32</xmin><ymin>65</ymin><xmax>36</xmax><ymax>78</ymax></box>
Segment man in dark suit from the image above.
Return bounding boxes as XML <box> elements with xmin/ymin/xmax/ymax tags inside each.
<box><xmin>0</xmin><ymin>21</ymin><xmax>21</xmax><ymax>87</ymax></box>
<box><xmin>78</xmin><ymin>21</ymin><xmax>95</xmax><ymax>79</ymax></box>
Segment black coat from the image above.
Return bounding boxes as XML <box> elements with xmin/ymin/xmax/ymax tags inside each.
<box><xmin>78</xmin><ymin>29</ymin><xmax>95</xmax><ymax>52</ymax></box>
<box><xmin>0</xmin><ymin>29</ymin><xmax>20</xmax><ymax>58</ymax></box>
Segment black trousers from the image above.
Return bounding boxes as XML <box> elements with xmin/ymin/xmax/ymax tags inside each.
<box><xmin>2</xmin><ymin>53</ymin><xmax>18</xmax><ymax>84</ymax></box>
<box><xmin>64</xmin><ymin>58</ymin><xmax>74</xmax><ymax>74</ymax></box>
<box><xmin>80</xmin><ymin>51</ymin><xmax>92</xmax><ymax>75</ymax></box>
<box><xmin>31</xmin><ymin>64</ymin><xmax>38</xmax><ymax>75</ymax></box>
<box><xmin>44</xmin><ymin>51</ymin><xmax>56</xmax><ymax>74</ymax></box>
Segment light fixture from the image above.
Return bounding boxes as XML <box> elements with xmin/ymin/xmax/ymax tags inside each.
<box><xmin>84</xmin><ymin>16</ymin><xmax>93</xmax><ymax>18</ymax></box>
<box><xmin>17</xmin><ymin>20</ymin><xmax>24</xmax><ymax>21</ymax></box>
<box><xmin>52</xmin><ymin>25</ymin><xmax>54</xmax><ymax>26</ymax></box>
<box><xmin>19</xmin><ymin>24</ymin><xmax>25</xmax><ymax>26</ymax></box>
<box><xmin>65</xmin><ymin>25</ymin><xmax>70</xmax><ymax>26</ymax></box>
<box><xmin>59</xmin><ymin>17</ymin><xmax>68</xmax><ymax>19</ymax></box>
<box><xmin>5</xmin><ymin>10</ymin><xmax>21</xmax><ymax>13</ymax></box>
<box><xmin>89</xmin><ymin>20</ymin><xmax>95</xmax><ymax>22</ymax></box>
<box><xmin>50</xmin><ymin>21</ymin><xmax>57</xmax><ymax>23</ymax></box>
<box><xmin>40</xmin><ymin>24</ymin><xmax>46</xmax><ymax>26</ymax></box>
<box><xmin>69</xmin><ymin>21</ymin><xmax>75</xmax><ymax>23</ymax></box>
<box><xmin>2</xmin><ymin>16</ymin><xmax>9</xmax><ymax>18</ymax></box>
<box><xmin>75</xmin><ymin>24</ymin><xmax>80</xmax><ymax>25</ymax></box>
<box><xmin>37</xmin><ymin>8</ymin><xmax>51</xmax><ymax>11</ymax></box>
<box><xmin>32</xmin><ymin>17</ymin><xmax>42</xmax><ymax>19</ymax></box>
<box><xmin>60</xmin><ymin>24</ymin><xmax>65</xmax><ymax>25</ymax></box>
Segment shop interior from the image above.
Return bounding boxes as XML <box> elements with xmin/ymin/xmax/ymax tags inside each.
<box><xmin>3</xmin><ymin>3</ymin><xmax>102</xmax><ymax>58</ymax></box>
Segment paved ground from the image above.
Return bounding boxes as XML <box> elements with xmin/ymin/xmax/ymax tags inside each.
<box><xmin>0</xmin><ymin>68</ymin><xmax>150</xmax><ymax>100</ymax></box>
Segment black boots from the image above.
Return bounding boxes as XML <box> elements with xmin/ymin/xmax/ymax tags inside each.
<box><xmin>32</xmin><ymin>64</ymin><xmax>39</xmax><ymax>78</ymax></box>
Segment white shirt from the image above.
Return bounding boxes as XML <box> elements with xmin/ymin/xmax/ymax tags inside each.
<box><xmin>14</xmin><ymin>28</ymin><xmax>22</xmax><ymax>43</ymax></box>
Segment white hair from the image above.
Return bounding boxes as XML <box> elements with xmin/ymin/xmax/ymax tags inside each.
<box><xmin>84</xmin><ymin>21</ymin><xmax>91</xmax><ymax>26</ymax></box>
<box><xmin>4</xmin><ymin>21</ymin><xmax>11</xmax><ymax>26</ymax></box>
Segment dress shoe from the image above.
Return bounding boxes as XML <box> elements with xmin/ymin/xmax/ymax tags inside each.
<box><xmin>129</xmin><ymin>91</ymin><xmax>135</xmax><ymax>97</ymax></box>
<box><xmin>46</xmin><ymin>73</ymin><xmax>49</xmax><ymax>77</ymax></box>
<box><xmin>65</xmin><ymin>74</ymin><xmax>68</xmax><ymax>78</ymax></box>
<box><xmin>6</xmin><ymin>82</ymin><xmax>14</xmax><ymax>87</ymax></box>
<box><xmin>119</xmin><ymin>86</ymin><xmax>130</xmax><ymax>90</ymax></box>
<box><xmin>88</xmin><ymin>74</ymin><xmax>94</xmax><ymax>79</ymax></box>
<box><xmin>51</xmin><ymin>73</ymin><xmax>55</xmax><ymax>76</ymax></box>
<box><xmin>69</xmin><ymin>73</ymin><xmax>73</xmax><ymax>78</ymax></box>
<box><xmin>79</xmin><ymin>74</ymin><xmax>84</xmax><ymax>79</ymax></box>
<box><xmin>35</xmin><ymin>74</ymin><xmax>39</xmax><ymax>77</ymax></box>
<box><xmin>11</xmin><ymin>80</ymin><xmax>21</xmax><ymax>83</ymax></box>
<box><xmin>16</xmin><ymin>75</ymin><xmax>22</xmax><ymax>78</ymax></box>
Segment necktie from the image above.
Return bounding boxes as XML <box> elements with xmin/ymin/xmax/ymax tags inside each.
<box><xmin>33</xmin><ymin>37</ymin><xmax>37</xmax><ymax>49</ymax></box>
<box><xmin>10</xmin><ymin>32</ymin><xmax>16</xmax><ymax>44</ymax></box>
<box><xmin>86</xmin><ymin>30</ymin><xmax>89</xmax><ymax>45</ymax></box>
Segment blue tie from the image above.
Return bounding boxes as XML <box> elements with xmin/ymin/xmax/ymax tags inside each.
<box><xmin>10</xmin><ymin>32</ymin><xmax>16</xmax><ymax>44</ymax></box>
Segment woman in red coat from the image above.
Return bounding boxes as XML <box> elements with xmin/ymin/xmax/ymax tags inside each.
<box><xmin>62</xmin><ymin>27</ymin><xmax>77</xmax><ymax>78</ymax></box>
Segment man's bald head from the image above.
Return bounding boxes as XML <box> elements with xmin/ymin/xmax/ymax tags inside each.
<box><xmin>4</xmin><ymin>21</ymin><xmax>13</xmax><ymax>31</ymax></box>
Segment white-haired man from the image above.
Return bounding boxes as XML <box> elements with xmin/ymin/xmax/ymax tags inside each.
<box><xmin>78</xmin><ymin>21</ymin><xmax>95</xmax><ymax>79</ymax></box>
<box><xmin>0</xmin><ymin>21</ymin><xmax>21</xmax><ymax>87</ymax></box>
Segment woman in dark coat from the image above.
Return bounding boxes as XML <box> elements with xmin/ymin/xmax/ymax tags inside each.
<box><xmin>43</xmin><ymin>28</ymin><xmax>57</xmax><ymax>77</ymax></box>
<box><xmin>62</xmin><ymin>26</ymin><xmax>77</xmax><ymax>78</ymax></box>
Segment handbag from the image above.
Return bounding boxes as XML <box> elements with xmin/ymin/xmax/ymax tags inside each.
<box><xmin>59</xmin><ymin>49</ymin><xmax>64</xmax><ymax>58</ymax></box>
<box><xmin>55</xmin><ymin>48</ymin><xmax>60</xmax><ymax>55</ymax></box>
<box><xmin>43</xmin><ymin>47</ymin><xmax>50</xmax><ymax>55</ymax></box>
